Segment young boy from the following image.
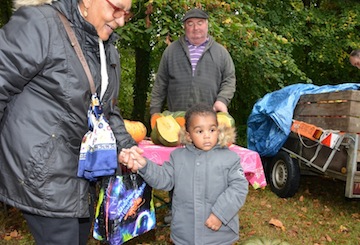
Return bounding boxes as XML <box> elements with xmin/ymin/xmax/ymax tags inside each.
<box><xmin>120</xmin><ymin>103</ymin><xmax>248</xmax><ymax>244</ymax></box>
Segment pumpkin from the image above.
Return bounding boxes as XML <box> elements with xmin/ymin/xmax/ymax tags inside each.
<box><xmin>151</xmin><ymin>115</ymin><xmax>181</xmax><ymax>147</ymax></box>
<box><xmin>124</xmin><ymin>119</ymin><xmax>147</xmax><ymax>143</ymax></box>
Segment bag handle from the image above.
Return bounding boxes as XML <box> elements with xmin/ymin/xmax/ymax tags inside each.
<box><xmin>57</xmin><ymin>12</ymin><xmax>96</xmax><ymax>95</ymax></box>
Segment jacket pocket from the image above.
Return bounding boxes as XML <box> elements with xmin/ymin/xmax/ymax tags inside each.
<box><xmin>25</xmin><ymin>135</ymin><xmax>57</xmax><ymax>189</ymax></box>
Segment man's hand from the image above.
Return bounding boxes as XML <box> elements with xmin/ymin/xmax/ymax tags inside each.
<box><xmin>213</xmin><ymin>101</ymin><xmax>228</xmax><ymax>113</ymax></box>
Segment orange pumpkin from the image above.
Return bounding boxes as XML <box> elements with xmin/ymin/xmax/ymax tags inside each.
<box><xmin>124</xmin><ymin>119</ymin><xmax>147</xmax><ymax>143</ymax></box>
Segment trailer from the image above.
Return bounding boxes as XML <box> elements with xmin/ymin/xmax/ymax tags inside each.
<box><xmin>264</xmin><ymin>90</ymin><xmax>360</xmax><ymax>198</ymax></box>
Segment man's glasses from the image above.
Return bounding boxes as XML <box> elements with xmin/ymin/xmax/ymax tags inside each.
<box><xmin>104</xmin><ymin>0</ymin><xmax>130</xmax><ymax>18</ymax></box>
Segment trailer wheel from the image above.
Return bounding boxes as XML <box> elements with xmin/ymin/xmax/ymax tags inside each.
<box><xmin>268</xmin><ymin>151</ymin><xmax>300</xmax><ymax>198</ymax></box>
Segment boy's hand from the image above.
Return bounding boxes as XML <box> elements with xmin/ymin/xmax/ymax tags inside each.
<box><xmin>205</xmin><ymin>213</ymin><xmax>222</xmax><ymax>231</ymax></box>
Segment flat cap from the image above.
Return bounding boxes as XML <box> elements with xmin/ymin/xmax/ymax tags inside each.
<box><xmin>182</xmin><ymin>9</ymin><xmax>209</xmax><ymax>22</ymax></box>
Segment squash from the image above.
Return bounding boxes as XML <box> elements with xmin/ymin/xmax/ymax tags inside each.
<box><xmin>124</xmin><ymin>119</ymin><xmax>147</xmax><ymax>143</ymax></box>
<box><xmin>151</xmin><ymin>115</ymin><xmax>180</xmax><ymax>147</ymax></box>
<box><xmin>152</xmin><ymin>111</ymin><xmax>185</xmax><ymax>129</ymax></box>
<box><xmin>150</xmin><ymin>113</ymin><xmax>163</xmax><ymax>129</ymax></box>
<box><xmin>161</xmin><ymin>110</ymin><xmax>173</xmax><ymax>116</ymax></box>
<box><xmin>150</xmin><ymin>124</ymin><xmax>162</xmax><ymax>145</ymax></box>
<box><xmin>217</xmin><ymin>112</ymin><xmax>235</xmax><ymax>128</ymax></box>
<box><xmin>149</xmin><ymin>110</ymin><xmax>236</xmax><ymax>146</ymax></box>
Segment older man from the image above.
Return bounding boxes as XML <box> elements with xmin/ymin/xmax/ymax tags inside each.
<box><xmin>150</xmin><ymin>8</ymin><xmax>236</xmax><ymax>115</ymax></box>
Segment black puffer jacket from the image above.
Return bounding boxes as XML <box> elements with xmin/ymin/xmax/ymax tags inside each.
<box><xmin>0</xmin><ymin>0</ymin><xmax>135</xmax><ymax>218</ymax></box>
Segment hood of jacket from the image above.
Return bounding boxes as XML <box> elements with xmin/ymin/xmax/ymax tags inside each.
<box><xmin>179</xmin><ymin>124</ymin><xmax>236</xmax><ymax>147</ymax></box>
<box><xmin>14</xmin><ymin>0</ymin><xmax>118</xmax><ymax>44</ymax></box>
<box><xmin>14</xmin><ymin>0</ymin><xmax>53</xmax><ymax>9</ymax></box>
<box><xmin>14</xmin><ymin>0</ymin><xmax>83</xmax><ymax>32</ymax></box>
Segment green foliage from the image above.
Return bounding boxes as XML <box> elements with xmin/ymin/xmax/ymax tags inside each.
<box><xmin>4</xmin><ymin>0</ymin><xmax>359</xmax><ymax>144</ymax></box>
<box><xmin>118</xmin><ymin>0</ymin><xmax>315</xmax><ymax>134</ymax></box>
<box><xmin>117</xmin><ymin>46</ymin><xmax>135</xmax><ymax>119</ymax></box>
<box><xmin>116</xmin><ymin>0</ymin><xmax>360</xmax><ymax>145</ymax></box>
<box><xmin>0</xmin><ymin>0</ymin><xmax>13</xmax><ymax>27</ymax></box>
<box><xmin>246</xmin><ymin>0</ymin><xmax>360</xmax><ymax>85</ymax></box>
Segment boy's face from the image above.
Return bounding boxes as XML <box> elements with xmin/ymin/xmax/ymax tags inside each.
<box><xmin>186</xmin><ymin>114</ymin><xmax>218</xmax><ymax>151</ymax></box>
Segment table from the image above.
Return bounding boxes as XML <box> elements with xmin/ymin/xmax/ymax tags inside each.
<box><xmin>138</xmin><ymin>140</ymin><xmax>267</xmax><ymax>189</ymax></box>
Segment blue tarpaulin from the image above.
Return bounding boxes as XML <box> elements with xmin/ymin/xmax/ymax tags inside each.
<box><xmin>247</xmin><ymin>83</ymin><xmax>360</xmax><ymax>157</ymax></box>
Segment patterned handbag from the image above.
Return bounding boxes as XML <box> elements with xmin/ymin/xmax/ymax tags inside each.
<box><xmin>93</xmin><ymin>167</ymin><xmax>156</xmax><ymax>244</ymax></box>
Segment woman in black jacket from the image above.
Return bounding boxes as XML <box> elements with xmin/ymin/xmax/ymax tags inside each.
<box><xmin>0</xmin><ymin>0</ymin><xmax>140</xmax><ymax>243</ymax></box>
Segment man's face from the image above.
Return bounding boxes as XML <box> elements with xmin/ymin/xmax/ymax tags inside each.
<box><xmin>350</xmin><ymin>56</ymin><xmax>360</xmax><ymax>69</ymax></box>
<box><xmin>184</xmin><ymin>18</ymin><xmax>208</xmax><ymax>46</ymax></box>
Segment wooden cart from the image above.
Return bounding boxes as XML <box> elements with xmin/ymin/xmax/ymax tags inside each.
<box><xmin>265</xmin><ymin>90</ymin><xmax>360</xmax><ymax>198</ymax></box>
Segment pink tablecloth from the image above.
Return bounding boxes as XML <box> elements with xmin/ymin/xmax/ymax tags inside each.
<box><xmin>138</xmin><ymin>140</ymin><xmax>267</xmax><ymax>189</ymax></box>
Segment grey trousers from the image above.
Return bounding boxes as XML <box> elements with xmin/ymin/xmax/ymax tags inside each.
<box><xmin>22</xmin><ymin>185</ymin><xmax>95</xmax><ymax>245</ymax></box>
<box><xmin>22</xmin><ymin>212</ymin><xmax>92</xmax><ymax>245</ymax></box>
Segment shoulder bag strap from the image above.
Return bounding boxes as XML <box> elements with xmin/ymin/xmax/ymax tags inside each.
<box><xmin>57</xmin><ymin>12</ymin><xmax>96</xmax><ymax>95</ymax></box>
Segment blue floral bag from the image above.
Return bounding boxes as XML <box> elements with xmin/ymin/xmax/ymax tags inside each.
<box><xmin>77</xmin><ymin>95</ymin><xmax>117</xmax><ymax>181</ymax></box>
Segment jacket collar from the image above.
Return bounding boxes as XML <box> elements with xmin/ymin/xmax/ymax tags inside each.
<box><xmin>179</xmin><ymin>124</ymin><xmax>236</xmax><ymax>147</ymax></box>
<box><xmin>185</xmin><ymin>143</ymin><xmax>223</xmax><ymax>155</ymax></box>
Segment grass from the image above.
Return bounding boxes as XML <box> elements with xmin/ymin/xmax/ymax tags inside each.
<box><xmin>0</xmin><ymin>175</ymin><xmax>359</xmax><ymax>244</ymax></box>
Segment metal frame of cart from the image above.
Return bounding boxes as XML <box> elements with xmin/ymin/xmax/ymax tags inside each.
<box><xmin>266</xmin><ymin>131</ymin><xmax>360</xmax><ymax>198</ymax></box>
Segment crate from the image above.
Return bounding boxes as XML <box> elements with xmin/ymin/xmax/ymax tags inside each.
<box><xmin>293</xmin><ymin>90</ymin><xmax>360</xmax><ymax>133</ymax></box>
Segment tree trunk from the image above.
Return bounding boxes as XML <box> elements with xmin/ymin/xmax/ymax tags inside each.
<box><xmin>303</xmin><ymin>0</ymin><xmax>311</xmax><ymax>7</ymax></box>
<box><xmin>132</xmin><ymin>47</ymin><xmax>151</xmax><ymax>123</ymax></box>
<box><xmin>0</xmin><ymin>0</ymin><xmax>13</xmax><ymax>27</ymax></box>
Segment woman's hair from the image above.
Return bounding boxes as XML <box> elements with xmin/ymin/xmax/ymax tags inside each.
<box><xmin>184</xmin><ymin>103</ymin><xmax>217</xmax><ymax>131</ymax></box>
<box><xmin>350</xmin><ymin>49</ymin><xmax>360</xmax><ymax>57</ymax></box>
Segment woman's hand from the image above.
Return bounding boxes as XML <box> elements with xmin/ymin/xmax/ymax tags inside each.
<box><xmin>118</xmin><ymin>146</ymin><xmax>146</xmax><ymax>172</ymax></box>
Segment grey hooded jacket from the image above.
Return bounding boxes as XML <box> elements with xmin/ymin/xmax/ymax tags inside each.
<box><xmin>139</xmin><ymin>126</ymin><xmax>248</xmax><ymax>245</ymax></box>
<box><xmin>0</xmin><ymin>0</ymin><xmax>135</xmax><ymax>218</ymax></box>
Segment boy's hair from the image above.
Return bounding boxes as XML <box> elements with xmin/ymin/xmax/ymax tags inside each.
<box><xmin>185</xmin><ymin>103</ymin><xmax>217</xmax><ymax>131</ymax></box>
